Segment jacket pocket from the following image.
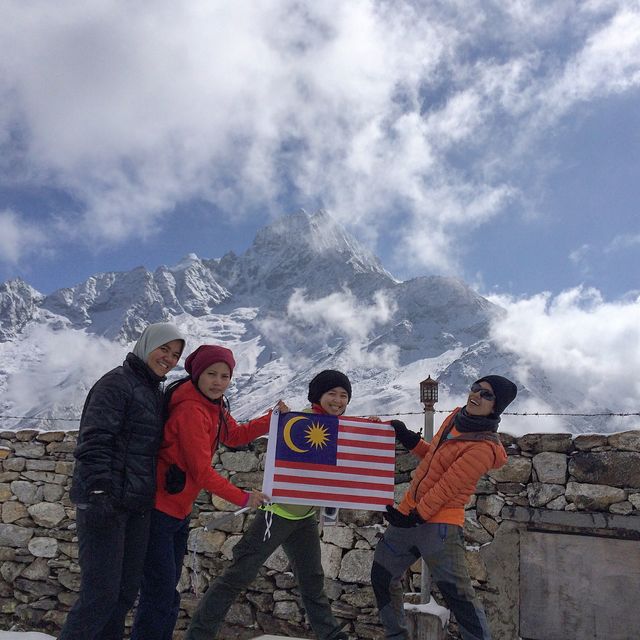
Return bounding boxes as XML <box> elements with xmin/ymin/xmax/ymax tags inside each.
<box><xmin>165</xmin><ymin>464</ymin><xmax>186</xmax><ymax>494</ymax></box>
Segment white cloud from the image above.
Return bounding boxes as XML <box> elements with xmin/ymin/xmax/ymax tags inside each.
<box><xmin>568</xmin><ymin>243</ymin><xmax>593</xmax><ymax>276</ymax></box>
<box><xmin>569</xmin><ymin>244</ymin><xmax>591</xmax><ymax>263</ymax></box>
<box><xmin>3</xmin><ymin>325</ymin><xmax>125</xmax><ymax>425</ymax></box>
<box><xmin>604</xmin><ymin>233</ymin><xmax>640</xmax><ymax>252</ymax></box>
<box><xmin>0</xmin><ymin>1</ymin><xmax>639</xmax><ymax>275</ymax></box>
<box><xmin>287</xmin><ymin>287</ymin><xmax>395</xmax><ymax>340</ymax></box>
<box><xmin>0</xmin><ymin>209</ymin><xmax>46</xmax><ymax>263</ymax></box>
<box><xmin>488</xmin><ymin>287</ymin><xmax>640</xmax><ymax>418</ymax></box>
<box><xmin>257</xmin><ymin>287</ymin><xmax>399</xmax><ymax>368</ymax></box>
<box><xmin>533</xmin><ymin>5</ymin><xmax>640</xmax><ymax>125</ymax></box>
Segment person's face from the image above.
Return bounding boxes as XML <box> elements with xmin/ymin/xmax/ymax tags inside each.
<box><xmin>146</xmin><ymin>340</ymin><xmax>183</xmax><ymax>377</ymax></box>
<box><xmin>197</xmin><ymin>362</ymin><xmax>232</xmax><ymax>401</ymax></box>
<box><xmin>319</xmin><ymin>387</ymin><xmax>350</xmax><ymax>416</ymax></box>
<box><xmin>465</xmin><ymin>381</ymin><xmax>496</xmax><ymax>417</ymax></box>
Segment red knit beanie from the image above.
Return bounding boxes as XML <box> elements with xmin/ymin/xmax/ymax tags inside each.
<box><xmin>184</xmin><ymin>345</ymin><xmax>236</xmax><ymax>383</ymax></box>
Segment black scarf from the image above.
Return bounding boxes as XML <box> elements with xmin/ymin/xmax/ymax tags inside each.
<box><xmin>454</xmin><ymin>407</ymin><xmax>500</xmax><ymax>433</ymax></box>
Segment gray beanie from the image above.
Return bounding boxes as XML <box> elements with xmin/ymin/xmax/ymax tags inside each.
<box><xmin>132</xmin><ymin>323</ymin><xmax>185</xmax><ymax>362</ymax></box>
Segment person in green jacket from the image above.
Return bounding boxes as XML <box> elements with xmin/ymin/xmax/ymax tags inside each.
<box><xmin>184</xmin><ymin>369</ymin><xmax>352</xmax><ymax>640</ymax></box>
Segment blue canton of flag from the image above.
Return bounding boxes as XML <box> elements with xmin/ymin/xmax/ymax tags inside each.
<box><xmin>275</xmin><ymin>412</ymin><xmax>338</xmax><ymax>465</ymax></box>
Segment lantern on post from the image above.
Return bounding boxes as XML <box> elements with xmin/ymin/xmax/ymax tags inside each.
<box><xmin>419</xmin><ymin>375</ymin><xmax>439</xmax><ymax>440</ymax></box>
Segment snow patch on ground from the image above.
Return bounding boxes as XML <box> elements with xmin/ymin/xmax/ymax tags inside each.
<box><xmin>0</xmin><ymin>632</ymin><xmax>56</xmax><ymax>640</ymax></box>
<box><xmin>404</xmin><ymin>597</ymin><xmax>451</xmax><ymax>628</ymax></box>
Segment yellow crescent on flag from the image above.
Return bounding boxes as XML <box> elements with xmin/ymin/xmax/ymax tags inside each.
<box><xmin>283</xmin><ymin>415</ymin><xmax>310</xmax><ymax>453</ymax></box>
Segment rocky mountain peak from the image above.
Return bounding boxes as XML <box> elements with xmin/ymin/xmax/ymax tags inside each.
<box><xmin>0</xmin><ymin>278</ymin><xmax>44</xmax><ymax>341</ymax></box>
<box><xmin>223</xmin><ymin>210</ymin><xmax>393</xmax><ymax>301</ymax></box>
<box><xmin>249</xmin><ymin>210</ymin><xmax>385</xmax><ymax>269</ymax></box>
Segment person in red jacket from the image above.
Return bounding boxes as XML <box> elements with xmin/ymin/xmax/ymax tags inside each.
<box><xmin>131</xmin><ymin>344</ymin><xmax>287</xmax><ymax>640</ymax></box>
<box><xmin>371</xmin><ymin>375</ymin><xmax>517</xmax><ymax>640</ymax></box>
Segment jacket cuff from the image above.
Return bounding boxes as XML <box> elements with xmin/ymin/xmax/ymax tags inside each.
<box><xmin>402</xmin><ymin>430</ymin><xmax>421</xmax><ymax>450</ymax></box>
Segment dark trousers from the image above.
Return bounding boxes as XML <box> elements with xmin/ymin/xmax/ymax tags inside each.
<box><xmin>130</xmin><ymin>509</ymin><xmax>190</xmax><ymax>640</ymax></box>
<box><xmin>371</xmin><ymin>523</ymin><xmax>491</xmax><ymax>640</ymax></box>
<box><xmin>185</xmin><ymin>513</ymin><xmax>343</xmax><ymax>640</ymax></box>
<box><xmin>58</xmin><ymin>507</ymin><xmax>151</xmax><ymax>640</ymax></box>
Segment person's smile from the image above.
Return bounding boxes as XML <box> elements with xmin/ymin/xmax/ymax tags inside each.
<box><xmin>146</xmin><ymin>340</ymin><xmax>183</xmax><ymax>377</ymax></box>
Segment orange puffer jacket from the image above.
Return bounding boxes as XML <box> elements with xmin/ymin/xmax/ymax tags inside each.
<box><xmin>398</xmin><ymin>408</ymin><xmax>507</xmax><ymax>527</ymax></box>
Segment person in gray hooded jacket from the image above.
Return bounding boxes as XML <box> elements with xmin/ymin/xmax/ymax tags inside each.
<box><xmin>59</xmin><ymin>322</ymin><xmax>185</xmax><ymax>640</ymax></box>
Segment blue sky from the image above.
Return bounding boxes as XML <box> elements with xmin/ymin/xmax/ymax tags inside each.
<box><xmin>0</xmin><ymin>1</ymin><xmax>638</xmax><ymax>302</ymax></box>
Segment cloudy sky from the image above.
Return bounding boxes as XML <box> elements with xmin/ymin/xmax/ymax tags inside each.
<box><xmin>0</xmin><ymin>1</ymin><xmax>639</xmax><ymax>425</ymax></box>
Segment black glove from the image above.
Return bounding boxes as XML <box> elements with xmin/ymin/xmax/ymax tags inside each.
<box><xmin>384</xmin><ymin>505</ymin><xmax>423</xmax><ymax>528</ymax></box>
<box><xmin>390</xmin><ymin>420</ymin><xmax>421</xmax><ymax>450</ymax></box>
<box><xmin>165</xmin><ymin>464</ymin><xmax>186</xmax><ymax>494</ymax></box>
<box><xmin>83</xmin><ymin>492</ymin><xmax>117</xmax><ymax>529</ymax></box>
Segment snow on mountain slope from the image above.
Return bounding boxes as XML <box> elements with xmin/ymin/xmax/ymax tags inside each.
<box><xmin>0</xmin><ymin>210</ymin><xmax>618</xmax><ymax>434</ymax></box>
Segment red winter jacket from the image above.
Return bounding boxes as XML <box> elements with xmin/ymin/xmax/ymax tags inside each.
<box><xmin>398</xmin><ymin>408</ymin><xmax>507</xmax><ymax>527</ymax></box>
<box><xmin>154</xmin><ymin>381</ymin><xmax>271</xmax><ymax>519</ymax></box>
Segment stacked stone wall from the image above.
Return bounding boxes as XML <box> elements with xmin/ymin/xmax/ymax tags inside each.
<box><xmin>0</xmin><ymin>427</ymin><xmax>639</xmax><ymax>638</ymax></box>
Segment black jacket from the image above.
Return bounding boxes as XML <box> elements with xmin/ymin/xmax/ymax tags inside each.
<box><xmin>69</xmin><ymin>353</ymin><xmax>165</xmax><ymax>511</ymax></box>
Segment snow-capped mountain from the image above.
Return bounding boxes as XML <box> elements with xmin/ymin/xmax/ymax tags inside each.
<box><xmin>0</xmin><ymin>211</ymin><xmax>610</xmax><ymax>434</ymax></box>
<box><xmin>0</xmin><ymin>279</ymin><xmax>44</xmax><ymax>341</ymax></box>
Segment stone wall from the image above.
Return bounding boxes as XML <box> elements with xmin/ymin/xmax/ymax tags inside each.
<box><xmin>474</xmin><ymin>430</ymin><xmax>640</xmax><ymax>640</ymax></box>
<box><xmin>0</xmin><ymin>428</ymin><xmax>639</xmax><ymax>639</ymax></box>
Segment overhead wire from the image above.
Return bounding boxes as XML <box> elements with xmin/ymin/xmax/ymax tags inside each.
<box><xmin>1</xmin><ymin>409</ymin><xmax>638</xmax><ymax>425</ymax></box>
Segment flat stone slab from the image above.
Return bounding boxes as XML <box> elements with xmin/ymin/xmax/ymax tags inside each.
<box><xmin>252</xmin><ymin>636</ymin><xmax>309</xmax><ymax>639</ymax></box>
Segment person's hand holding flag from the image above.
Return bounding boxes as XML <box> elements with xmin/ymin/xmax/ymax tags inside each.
<box><xmin>390</xmin><ymin>419</ymin><xmax>421</xmax><ymax>450</ymax></box>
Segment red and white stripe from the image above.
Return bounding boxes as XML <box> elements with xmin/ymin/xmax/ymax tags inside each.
<box><xmin>264</xmin><ymin>415</ymin><xmax>396</xmax><ymax>511</ymax></box>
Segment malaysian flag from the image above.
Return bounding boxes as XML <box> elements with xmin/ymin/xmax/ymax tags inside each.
<box><xmin>262</xmin><ymin>410</ymin><xmax>396</xmax><ymax>511</ymax></box>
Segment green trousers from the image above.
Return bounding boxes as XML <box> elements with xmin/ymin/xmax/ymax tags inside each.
<box><xmin>185</xmin><ymin>512</ymin><xmax>344</xmax><ymax>640</ymax></box>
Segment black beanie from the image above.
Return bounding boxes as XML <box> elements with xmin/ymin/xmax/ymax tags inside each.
<box><xmin>308</xmin><ymin>370</ymin><xmax>352</xmax><ymax>404</ymax></box>
<box><xmin>475</xmin><ymin>375</ymin><xmax>517</xmax><ymax>417</ymax></box>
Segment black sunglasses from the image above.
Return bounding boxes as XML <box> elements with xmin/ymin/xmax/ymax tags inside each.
<box><xmin>470</xmin><ymin>383</ymin><xmax>495</xmax><ymax>402</ymax></box>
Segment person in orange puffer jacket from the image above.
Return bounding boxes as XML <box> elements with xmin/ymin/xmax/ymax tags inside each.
<box><xmin>371</xmin><ymin>375</ymin><xmax>517</xmax><ymax>640</ymax></box>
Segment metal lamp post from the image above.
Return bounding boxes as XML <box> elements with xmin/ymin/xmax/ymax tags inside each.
<box><xmin>419</xmin><ymin>375</ymin><xmax>439</xmax><ymax>605</ymax></box>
